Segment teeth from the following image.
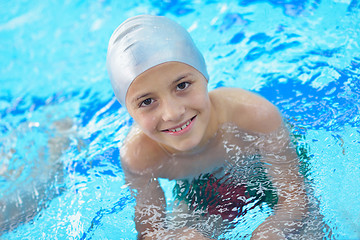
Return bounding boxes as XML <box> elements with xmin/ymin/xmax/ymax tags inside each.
<box><xmin>170</xmin><ymin>119</ymin><xmax>191</xmax><ymax>132</ymax></box>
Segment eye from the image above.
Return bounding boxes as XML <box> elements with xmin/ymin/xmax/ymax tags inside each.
<box><xmin>176</xmin><ymin>82</ymin><xmax>190</xmax><ymax>91</ymax></box>
<box><xmin>139</xmin><ymin>98</ymin><xmax>154</xmax><ymax>107</ymax></box>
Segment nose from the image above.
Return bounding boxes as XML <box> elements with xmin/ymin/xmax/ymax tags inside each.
<box><xmin>161</xmin><ymin>97</ymin><xmax>185</xmax><ymax>122</ymax></box>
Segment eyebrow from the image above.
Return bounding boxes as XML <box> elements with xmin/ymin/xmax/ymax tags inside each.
<box><xmin>172</xmin><ymin>73</ymin><xmax>192</xmax><ymax>85</ymax></box>
<box><xmin>134</xmin><ymin>93</ymin><xmax>151</xmax><ymax>102</ymax></box>
<box><xmin>132</xmin><ymin>73</ymin><xmax>193</xmax><ymax>103</ymax></box>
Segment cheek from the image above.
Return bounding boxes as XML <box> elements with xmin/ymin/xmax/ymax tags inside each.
<box><xmin>135</xmin><ymin>114</ymin><xmax>158</xmax><ymax>133</ymax></box>
<box><xmin>188</xmin><ymin>90</ymin><xmax>209</xmax><ymax>110</ymax></box>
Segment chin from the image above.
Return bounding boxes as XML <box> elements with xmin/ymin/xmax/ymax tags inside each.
<box><xmin>173</xmin><ymin>138</ymin><xmax>202</xmax><ymax>153</ymax></box>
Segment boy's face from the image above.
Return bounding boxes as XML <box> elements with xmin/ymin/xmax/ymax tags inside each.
<box><xmin>125</xmin><ymin>62</ymin><xmax>212</xmax><ymax>153</ymax></box>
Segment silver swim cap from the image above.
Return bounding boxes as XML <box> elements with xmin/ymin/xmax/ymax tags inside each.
<box><xmin>106</xmin><ymin>15</ymin><xmax>209</xmax><ymax>106</ymax></box>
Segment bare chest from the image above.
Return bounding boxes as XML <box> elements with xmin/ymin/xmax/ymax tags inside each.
<box><xmin>157</xmin><ymin>125</ymin><xmax>255</xmax><ymax>180</ymax></box>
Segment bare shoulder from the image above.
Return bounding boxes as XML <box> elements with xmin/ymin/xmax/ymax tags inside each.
<box><xmin>120</xmin><ymin>125</ymin><xmax>166</xmax><ymax>176</ymax></box>
<box><xmin>210</xmin><ymin>88</ymin><xmax>282</xmax><ymax>134</ymax></box>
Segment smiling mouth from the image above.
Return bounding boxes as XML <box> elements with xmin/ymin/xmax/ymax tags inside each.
<box><xmin>162</xmin><ymin>116</ymin><xmax>196</xmax><ymax>133</ymax></box>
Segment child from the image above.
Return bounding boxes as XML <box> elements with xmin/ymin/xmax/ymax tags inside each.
<box><xmin>107</xmin><ymin>15</ymin><xmax>307</xmax><ymax>239</ymax></box>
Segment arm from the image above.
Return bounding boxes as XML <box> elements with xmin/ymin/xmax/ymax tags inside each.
<box><xmin>125</xmin><ymin>170</ymin><xmax>166</xmax><ymax>239</ymax></box>
<box><xmin>124</xmin><ymin>169</ymin><xmax>211</xmax><ymax>240</ymax></box>
<box><xmin>218</xmin><ymin>89</ymin><xmax>307</xmax><ymax>238</ymax></box>
<box><xmin>251</xmin><ymin>125</ymin><xmax>308</xmax><ymax>239</ymax></box>
<box><xmin>120</xmin><ymin>129</ymin><xmax>212</xmax><ymax>240</ymax></box>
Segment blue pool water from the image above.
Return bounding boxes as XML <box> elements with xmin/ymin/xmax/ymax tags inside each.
<box><xmin>1</xmin><ymin>0</ymin><xmax>360</xmax><ymax>239</ymax></box>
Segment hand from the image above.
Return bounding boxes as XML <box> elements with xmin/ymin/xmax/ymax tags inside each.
<box><xmin>172</xmin><ymin>227</ymin><xmax>211</xmax><ymax>240</ymax></box>
<box><xmin>142</xmin><ymin>227</ymin><xmax>212</xmax><ymax>240</ymax></box>
<box><xmin>251</xmin><ymin>216</ymin><xmax>287</xmax><ymax>240</ymax></box>
<box><xmin>251</xmin><ymin>227</ymin><xmax>286</xmax><ymax>240</ymax></box>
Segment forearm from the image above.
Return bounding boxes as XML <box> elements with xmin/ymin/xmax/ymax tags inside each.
<box><xmin>253</xmin><ymin>167</ymin><xmax>308</xmax><ymax>238</ymax></box>
<box><xmin>251</xmin><ymin>200</ymin><xmax>308</xmax><ymax>240</ymax></box>
<box><xmin>141</xmin><ymin>227</ymin><xmax>212</xmax><ymax>240</ymax></box>
<box><xmin>251</xmin><ymin>175</ymin><xmax>309</xmax><ymax>239</ymax></box>
<box><xmin>254</xmin><ymin>128</ymin><xmax>309</xmax><ymax>239</ymax></box>
<box><xmin>136</xmin><ymin>205</ymin><xmax>213</xmax><ymax>240</ymax></box>
<box><xmin>135</xmin><ymin>201</ymin><xmax>211</xmax><ymax>240</ymax></box>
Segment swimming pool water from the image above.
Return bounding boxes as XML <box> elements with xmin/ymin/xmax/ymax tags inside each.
<box><xmin>1</xmin><ymin>0</ymin><xmax>360</xmax><ymax>239</ymax></box>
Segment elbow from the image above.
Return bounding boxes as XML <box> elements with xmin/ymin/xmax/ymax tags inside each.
<box><xmin>276</xmin><ymin>187</ymin><xmax>309</xmax><ymax>221</ymax></box>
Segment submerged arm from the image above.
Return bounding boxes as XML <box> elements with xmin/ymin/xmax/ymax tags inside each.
<box><xmin>121</xmin><ymin>125</ymin><xmax>212</xmax><ymax>239</ymax></box>
<box><xmin>251</xmin><ymin>125</ymin><xmax>308</xmax><ymax>239</ymax></box>
<box><xmin>124</xmin><ymin>169</ymin><xmax>211</xmax><ymax>240</ymax></box>
<box><xmin>126</xmin><ymin>171</ymin><xmax>166</xmax><ymax>239</ymax></box>
<box><xmin>222</xmin><ymin>89</ymin><xmax>308</xmax><ymax>238</ymax></box>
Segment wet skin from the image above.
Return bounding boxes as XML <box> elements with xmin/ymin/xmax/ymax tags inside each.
<box><xmin>122</xmin><ymin>62</ymin><xmax>307</xmax><ymax>239</ymax></box>
<box><xmin>126</xmin><ymin>61</ymin><xmax>217</xmax><ymax>155</ymax></box>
